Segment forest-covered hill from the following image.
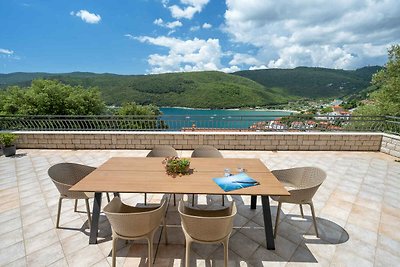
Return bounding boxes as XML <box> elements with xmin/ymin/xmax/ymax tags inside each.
<box><xmin>233</xmin><ymin>66</ymin><xmax>382</xmax><ymax>98</ymax></box>
<box><xmin>0</xmin><ymin>66</ymin><xmax>381</xmax><ymax>108</ymax></box>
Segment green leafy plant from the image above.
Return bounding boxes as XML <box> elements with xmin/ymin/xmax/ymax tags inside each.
<box><xmin>0</xmin><ymin>133</ymin><xmax>18</xmax><ymax>147</ymax></box>
<box><xmin>162</xmin><ymin>156</ymin><xmax>191</xmax><ymax>176</ymax></box>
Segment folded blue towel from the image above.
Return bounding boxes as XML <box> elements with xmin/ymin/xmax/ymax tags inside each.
<box><xmin>213</xmin><ymin>172</ymin><xmax>260</xmax><ymax>192</ymax></box>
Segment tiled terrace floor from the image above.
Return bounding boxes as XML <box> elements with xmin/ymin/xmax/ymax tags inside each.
<box><xmin>1</xmin><ymin>149</ymin><xmax>400</xmax><ymax>266</ymax></box>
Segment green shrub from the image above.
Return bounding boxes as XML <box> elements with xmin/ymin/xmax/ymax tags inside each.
<box><xmin>0</xmin><ymin>133</ymin><xmax>18</xmax><ymax>147</ymax></box>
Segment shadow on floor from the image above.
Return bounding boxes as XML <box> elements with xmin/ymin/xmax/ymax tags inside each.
<box><xmin>93</xmin><ymin>194</ymin><xmax>349</xmax><ymax>266</ymax></box>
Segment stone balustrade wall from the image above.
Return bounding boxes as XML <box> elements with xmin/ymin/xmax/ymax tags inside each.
<box><xmin>380</xmin><ymin>134</ymin><xmax>400</xmax><ymax>158</ymax></box>
<box><xmin>13</xmin><ymin>131</ymin><xmax>385</xmax><ymax>152</ymax></box>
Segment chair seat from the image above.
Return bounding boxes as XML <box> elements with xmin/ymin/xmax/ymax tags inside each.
<box><xmin>271</xmin><ymin>167</ymin><xmax>326</xmax><ymax>238</ymax></box>
<box><xmin>178</xmin><ymin>200</ymin><xmax>236</xmax><ymax>267</ymax></box>
<box><xmin>48</xmin><ymin>163</ymin><xmax>97</xmax><ymax>228</ymax></box>
<box><xmin>182</xmin><ymin>205</ymin><xmax>231</xmax><ymax>217</ymax></box>
<box><xmin>271</xmin><ymin>182</ymin><xmax>297</xmax><ymax>201</ymax></box>
<box><xmin>104</xmin><ymin>197</ymin><xmax>168</xmax><ymax>267</ymax></box>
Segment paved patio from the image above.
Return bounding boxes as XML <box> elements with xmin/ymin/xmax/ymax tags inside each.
<box><xmin>0</xmin><ymin>149</ymin><xmax>399</xmax><ymax>266</ymax></box>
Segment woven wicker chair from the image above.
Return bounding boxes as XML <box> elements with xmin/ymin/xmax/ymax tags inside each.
<box><xmin>146</xmin><ymin>145</ymin><xmax>178</xmax><ymax>205</ymax></box>
<box><xmin>191</xmin><ymin>145</ymin><xmax>223</xmax><ymax>158</ymax></box>
<box><xmin>146</xmin><ymin>145</ymin><xmax>178</xmax><ymax>158</ymax></box>
<box><xmin>178</xmin><ymin>200</ymin><xmax>236</xmax><ymax>267</ymax></box>
<box><xmin>48</xmin><ymin>163</ymin><xmax>96</xmax><ymax>228</ymax></box>
<box><xmin>104</xmin><ymin>197</ymin><xmax>168</xmax><ymax>267</ymax></box>
<box><xmin>271</xmin><ymin>167</ymin><xmax>326</xmax><ymax>237</ymax></box>
<box><xmin>191</xmin><ymin>146</ymin><xmax>225</xmax><ymax>206</ymax></box>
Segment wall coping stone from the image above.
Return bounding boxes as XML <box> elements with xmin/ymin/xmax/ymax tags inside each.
<box><xmin>10</xmin><ymin>130</ymin><xmax>385</xmax><ymax>136</ymax></box>
<box><xmin>382</xmin><ymin>133</ymin><xmax>400</xmax><ymax>140</ymax></box>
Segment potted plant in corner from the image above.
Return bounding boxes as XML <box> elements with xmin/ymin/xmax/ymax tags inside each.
<box><xmin>0</xmin><ymin>132</ymin><xmax>18</xmax><ymax>157</ymax></box>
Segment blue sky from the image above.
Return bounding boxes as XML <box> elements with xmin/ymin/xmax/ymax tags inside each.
<box><xmin>1</xmin><ymin>0</ymin><xmax>399</xmax><ymax>74</ymax></box>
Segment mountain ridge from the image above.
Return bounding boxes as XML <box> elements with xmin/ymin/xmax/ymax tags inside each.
<box><xmin>0</xmin><ymin>66</ymin><xmax>382</xmax><ymax>108</ymax></box>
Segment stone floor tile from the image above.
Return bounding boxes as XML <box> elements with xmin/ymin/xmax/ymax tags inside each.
<box><xmin>116</xmin><ymin>243</ymin><xmax>146</xmax><ymax>266</ymax></box>
<box><xmin>239</xmin><ymin>220</ymin><xmax>268</xmax><ymax>247</ymax></box>
<box><xmin>333</xmin><ymin>237</ymin><xmax>376</xmax><ymax>263</ymax></box>
<box><xmin>247</xmin><ymin>246</ymin><xmax>286</xmax><ymax>267</ymax></box>
<box><xmin>46</xmin><ymin>257</ymin><xmax>69</xmax><ymax>267</ymax></box>
<box><xmin>0</xmin><ymin>241</ymin><xmax>25</xmax><ymax>266</ymax></box>
<box><xmin>0</xmin><ymin>217</ymin><xmax>22</xmax><ymax>236</ymax></box>
<box><xmin>25</xmin><ymin>228</ymin><xmax>60</xmax><ymax>255</ymax></box>
<box><xmin>374</xmin><ymin>247</ymin><xmax>400</xmax><ymax>267</ymax></box>
<box><xmin>229</xmin><ymin>231</ymin><xmax>259</xmax><ymax>260</ymax></box>
<box><xmin>55</xmin><ymin>218</ymin><xmax>88</xmax><ymax>240</ymax></box>
<box><xmin>60</xmin><ymin>231</ymin><xmax>93</xmax><ymax>256</ymax></box>
<box><xmin>272</xmin><ymin>235</ymin><xmax>299</xmax><ymax>261</ymax></box>
<box><xmin>0</xmin><ymin>198</ymin><xmax>20</xmax><ymax>214</ymax></box>
<box><xmin>21</xmin><ymin>206</ymin><xmax>51</xmax><ymax>226</ymax></box>
<box><xmin>379</xmin><ymin>222</ymin><xmax>400</xmax><ymax>242</ymax></box>
<box><xmin>4</xmin><ymin>257</ymin><xmax>27</xmax><ymax>267</ymax></box>
<box><xmin>208</xmin><ymin>245</ymin><xmax>246</xmax><ymax>266</ymax></box>
<box><xmin>66</xmin><ymin>243</ymin><xmax>105</xmax><ymax>266</ymax></box>
<box><xmin>0</xmin><ymin>207</ymin><xmax>20</xmax><ymax>224</ymax></box>
<box><xmin>26</xmin><ymin>242</ymin><xmax>64</xmax><ymax>267</ymax></box>
<box><xmin>301</xmin><ymin>241</ymin><xmax>336</xmax><ymax>265</ymax></box>
<box><xmin>377</xmin><ymin>233</ymin><xmax>400</xmax><ymax>256</ymax></box>
<box><xmin>23</xmin><ymin>217</ymin><xmax>55</xmax><ymax>240</ymax></box>
<box><xmin>0</xmin><ymin>228</ymin><xmax>23</xmax><ymax>250</ymax></box>
<box><xmin>92</xmin><ymin>258</ymin><xmax>111</xmax><ymax>267</ymax></box>
<box><xmin>347</xmin><ymin>204</ymin><xmax>380</xmax><ymax>232</ymax></box>
<box><xmin>0</xmin><ymin>149</ymin><xmax>399</xmax><ymax>266</ymax></box>
<box><xmin>344</xmin><ymin>222</ymin><xmax>377</xmax><ymax>246</ymax></box>
<box><xmin>190</xmin><ymin>242</ymin><xmax>220</xmax><ymax>260</ymax></box>
<box><xmin>331</xmin><ymin>248</ymin><xmax>374</xmax><ymax>267</ymax></box>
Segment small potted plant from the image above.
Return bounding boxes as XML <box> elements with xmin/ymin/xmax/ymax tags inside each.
<box><xmin>0</xmin><ymin>132</ymin><xmax>18</xmax><ymax>157</ymax></box>
<box><xmin>162</xmin><ymin>156</ymin><xmax>191</xmax><ymax>176</ymax></box>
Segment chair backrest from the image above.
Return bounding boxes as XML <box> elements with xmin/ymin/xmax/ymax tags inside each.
<box><xmin>178</xmin><ymin>201</ymin><xmax>236</xmax><ymax>242</ymax></box>
<box><xmin>104</xmin><ymin>197</ymin><xmax>167</xmax><ymax>238</ymax></box>
<box><xmin>272</xmin><ymin>167</ymin><xmax>326</xmax><ymax>203</ymax></box>
<box><xmin>48</xmin><ymin>163</ymin><xmax>96</xmax><ymax>198</ymax></box>
<box><xmin>191</xmin><ymin>146</ymin><xmax>223</xmax><ymax>158</ymax></box>
<box><xmin>147</xmin><ymin>145</ymin><xmax>178</xmax><ymax>157</ymax></box>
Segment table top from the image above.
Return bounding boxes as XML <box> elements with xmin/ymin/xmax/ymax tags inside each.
<box><xmin>70</xmin><ymin>157</ymin><xmax>290</xmax><ymax>196</ymax></box>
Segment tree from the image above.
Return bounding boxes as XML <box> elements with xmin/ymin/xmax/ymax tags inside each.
<box><xmin>114</xmin><ymin>102</ymin><xmax>167</xmax><ymax>130</ymax></box>
<box><xmin>355</xmin><ymin>45</ymin><xmax>400</xmax><ymax>116</ymax></box>
<box><xmin>320</xmin><ymin>107</ymin><xmax>333</xmax><ymax>114</ymax></box>
<box><xmin>115</xmin><ymin>102</ymin><xmax>161</xmax><ymax>116</ymax></box>
<box><xmin>0</xmin><ymin>79</ymin><xmax>106</xmax><ymax>115</ymax></box>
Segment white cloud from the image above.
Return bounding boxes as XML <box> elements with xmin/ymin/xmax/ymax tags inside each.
<box><xmin>124</xmin><ymin>34</ymin><xmax>135</xmax><ymax>39</ymax></box>
<box><xmin>161</xmin><ymin>0</ymin><xmax>169</xmax><ymax>8</ymax></box>
<box><xmin>133</xmin><ymin>36</ymin><xmax>225</xmax><ymax>73</ymax></box>
<box><xmin>221</xmin><ymin>65</ymin><xmax>241</xmax><ymax>73</ymax></box>
<box><xmin>224</xmin><ymin>0</ymin><xmax>400</xmax><ymax>69</ymax></box>
<box><xmin>229</xmin><ymin>53</ymin><xmax>261</xmax><ymax>66</ymax></box>
<box><xmin>0</xmin><ymin>48</ymin><xmax>14</xmax><ymax>55</ymax></box>
<box><xmin>168</xmin><ymin>0</ymin><xmax>210</xmax><ymax>19</ymax></box>
<box><xmin>71</xmin><ymin>10</ymin><xmax>101</xmax><ymax>24</ymax></box>
<box><xmin>190</xmin><ymin>26</ymin><xmax>200</xmax><ymax>31</ymax></box>
<box><xmin>202</xmin><ymin>23</ymin><xmax>212</xmax><ymax>29</ymax></box>
<box><xmin>249</xmin><ymin>65</ymin><xmax>267</xmax><ymax>70</ymax></box>
<box><xmin>154</xmin><ymin>18</ymin><xmax>183</xmax><ymax>29</ymax></box>
<box><xmin>154</xmin><ymin>18</ymin><xmax>164</xmax><ymax>26</ymax></box>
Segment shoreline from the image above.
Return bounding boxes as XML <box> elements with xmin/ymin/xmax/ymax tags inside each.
<box><xmin>161</xmin><ymin>106</ymin><xmax>298</xmax><ymax>113</ymax></box>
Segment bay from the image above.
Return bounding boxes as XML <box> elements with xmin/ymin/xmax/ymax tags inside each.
<box><xmin>160</xmin><ymin>107</ymin><xmax>293</xmax><ymax>130</ymax></box>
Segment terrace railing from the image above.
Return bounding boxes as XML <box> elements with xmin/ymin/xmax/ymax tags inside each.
<box><xmin>0</xmin><ymin>114</ymin><xmax>399</xmax><ymax>134</ymax></box>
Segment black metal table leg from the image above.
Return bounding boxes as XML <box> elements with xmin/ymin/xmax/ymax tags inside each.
<box><xmin>113</xmin><ymin>192</ymin><xmax>120</xmax><ymax>198</ymax></box>
<box><xmin>250</xmin><ymin>195</ymin><xmax>257</xmax><ymax>209</ymax></box>
<box><xmin>89</xmin><ymin>192</ymin><xmax>102</xmax><ymax>244</ymax></box>
<box><xmin>261</xmin><ymin>195</ymin><xmax>275</xmax><ymax>250</ymax></box>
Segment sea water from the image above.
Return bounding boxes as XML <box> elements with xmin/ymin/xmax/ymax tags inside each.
<box><xmin>160</xmin><ymin>107</ymin><xmax>292</xmax><ymax>130</ymax></box>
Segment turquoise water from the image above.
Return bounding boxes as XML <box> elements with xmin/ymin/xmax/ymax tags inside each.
<box><xmin>160</xmin><ymin>107</ymin><xmax>292</xmax><ymax>130</ymax></box>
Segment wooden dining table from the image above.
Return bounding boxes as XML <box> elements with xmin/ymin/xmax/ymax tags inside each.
<box><xmin>70</xmin><ymin>157</ymin><xmax>289</xmax><ymax>250</ymax></box>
